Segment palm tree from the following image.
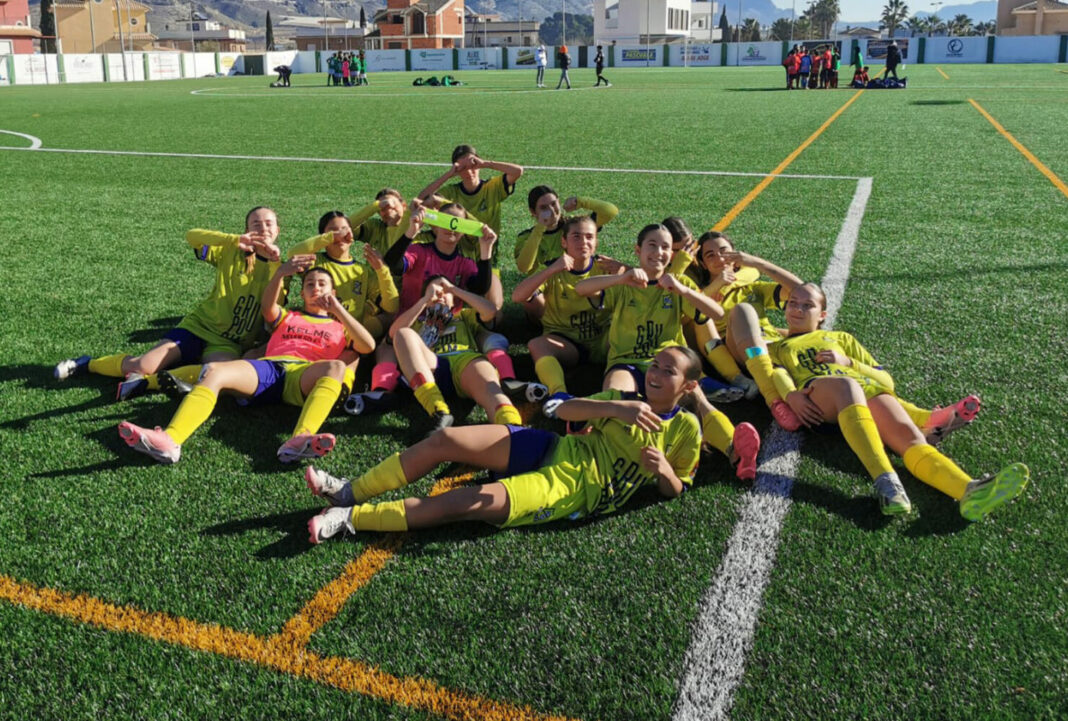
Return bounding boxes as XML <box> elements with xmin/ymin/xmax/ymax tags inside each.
<box><xmin>880</xmin><ymin>0</ymin><xmax>909</xmax><ymax>38</ymax></box>
<box><xmin>805</xmin><ymin>0</ymin><xmax>840</xmax><ymax>39</ymax></box>
<box><xmin>770</xmin><ymin>18</ymin><xmax>795</xmax><ymax>41</ymax></box>
<box><xmin>906</xmin><ymin>14</ymin><xmax>927</xmax><ymax>36</ymax></box>
<box><xmin>926</xmin><ymin>13</ymin><xmax>944</xmax><ymax>36</ymax></box>
<box><xmin>742</xmin><ymin>17</ymin><xmax>761</xmax><ymax>41</ymax></box>
<box><xmin>794</xmin><ymin>16</ymin><xmax>814</xmax><ymax>40</ymax></box>
<box><xmin>949</xmin><ymin>13</ymin><xmax>973</xmax><ymax>35</ymax></box>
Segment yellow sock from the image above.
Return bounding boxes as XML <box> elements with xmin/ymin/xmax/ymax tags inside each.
<box><xmin>145</xmin><ymin>364</ymin><xmax>202</xmax><ymax>391</ymax></box>
<box><xmin>350</xmin><ymin>452</ymin><xmax>409</xmax><ymax>503</ymax></box>
<box><xmin>88</xmin><ymin>353</ymin><xmax>128</xmax><ymax>377</ymax></box>
<box><xmin>702</xmin><ymin>409</ymin><xmax>735</xmax><ymax>456</ymax></box>
<box><xmin>745</xmin><ymin>353</ymin><xmax>781</xmax><ymax>407</ymax></box>
<box><xmin>350</xmin><ymin>500</ymin><xmax>408</xmax><ymax>532</ymax></box>
<box><xmin>903</xmin><ymin>444</ymin><xmax>970</xmax><ymax>500</ymax></box>
<box><xmin>342</xmin><ymin>367</ymin><xmax>356</xmax><ymax>395</ymax></box>
<box><xmin>897</xmin><ymin>399</ymin><xmax>932</xmax><ymax>429</ymax></box>
<box><xmin>706</xmin><ymin>342</ymin><xmax>743</xmax><ymax>381</ymax></box>
<box><xmin>837</xmin><ymin>404</ymin><xmax>894</xmax><ymax>480</ymax></box>
<box><xmin>293</xmin><ymin>376</ymin><xmax>343</xmax><ymax>436</ymax></box>
<box><xmin>771</xmin><ymin>367</ymin><xmax>797</xmax><ymax>400</ymax></box>
<box><xmin>534</xmin><ymin>356</ymin><xmax>567</xmax><ymax>395</ymax></box>
<box><xmin>163</xmin><ymin>385</ymin><xmax>217</xmax><ymax>445</ymax></box>
<box><xmin>413</xmin><ymin>382</ymin><xmax>450</xmax><ymax>416</ymax></box>
<box><xmin>494</xmin><ymin>404</ymin><xmax>523</xmax><ymax>425</ymax></box>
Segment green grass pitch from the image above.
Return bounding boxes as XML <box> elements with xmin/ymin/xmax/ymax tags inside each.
<box><xmin>0</xmin><ymin>63</ymin><xmax>1065</xmax><ymax>720</ymax></box>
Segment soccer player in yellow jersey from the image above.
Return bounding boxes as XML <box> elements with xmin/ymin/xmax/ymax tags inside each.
<box><xmin>306</xmin><ymin>346</ymin><xmax>704</xmax><ymax>542</ymax></box>
<box><xmin>348</xmin><ymin>188</ymin><xmax>411</xmax><ymax>257</ymax></box>
<box><xmin>390</xmin><ymin>276</ymin><xmax>524</xmax><ymax>434</ymax></box>
<box><xmin>55</xmin><ymin>207</ymin><xmax>282</xmax><ymax>389</ymax></box>
<box><xmin>770</xmin><ymin>283</ymin><xmax>1026</xmax><ymax>520</ymax></box>
<box><xmin>575</xmin><ymin>224</ymin><xmax>725</xmax><ymax>394</ymax></box>
<box><xmin>117</xmin><ymin>257</ymin><xmax>376</xmax><ymax>465</ymax></box>
<box><xmin>694</xmin><ymin>231</ymin><xmax>809</xmax><ymax>431</ymax></box>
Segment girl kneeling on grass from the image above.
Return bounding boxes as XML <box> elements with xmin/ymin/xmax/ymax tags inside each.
<box><xmin>770</xmin><ymin>283</ymin><xmax>1026</xmax><ymax>520</ymax></box>
<box><xmin>306</xmin><ymin>346</ymin><xmax>705</xmax><ymax>542</ymax></box>
<box><xmin>117</xmin><ymin>257</ymin><xmax>375</xmax><ymax>465</ymax></box>
<box><xmin>391</xmin><ymin>275</ymin><xmax>524</xmax><ymax>434</ymax></box>
<box><xmin>56</xmin><ymin>207</ymin><xmax>282</xmax><ymax>393</ymax></box>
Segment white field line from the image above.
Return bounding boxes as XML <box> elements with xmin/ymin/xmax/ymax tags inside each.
<box><xmin>0</xmin><ymin>134</ymin><xmax>864</xmax><ymax>181</ymax></box>
<box><xmin>672</xmin><ymin>176</ymin><xmax>873</xmax><ymax>721</ymax></box>
<box><xmin>190</xmin><ymin>85</ymin><xmax>603</xmax><ymax>99</ymax></box>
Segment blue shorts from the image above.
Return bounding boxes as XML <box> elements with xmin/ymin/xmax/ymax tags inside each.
<box><xmin>163</xmin><ymin>327</ymin><xmax>207</xmax><ymax>366</ymax></box>
<box><xmin>605</xmin><ymin>363</ymin><xmax>646</xmax><ymax>395</ymax></box>
<box><xmin>236</xmin><ymin>359</ymin><xmax>287</xmax><ymax>406</ymax></box>
<box><xmin>489</xmin><ymin>425</ymin><xmax>559</xmax><ymax>481</ymax></box>
<box><xmin>431</xmin><ymin>356</ymin><xmax>459</xmax><ymax>398</ymax></box>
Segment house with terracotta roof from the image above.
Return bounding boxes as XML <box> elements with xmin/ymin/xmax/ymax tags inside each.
<box><xmin>374</xmin><ymin>0</ymin><xmax>464</xmax><ymax>49</ymax></box>
<box><xmin>0</xmin><ymin>0</ymin><xmax>41</xmax><ymax>53</ymax></box>
<box><xmin>998</xmin><ymin>0</ymin><xmax>1068</xmax><ymax>34</ymax></box>
<box><xmin>53</xmin><ymin>0</ymin><xmax>156</xmax><ymax>53</ymax></box>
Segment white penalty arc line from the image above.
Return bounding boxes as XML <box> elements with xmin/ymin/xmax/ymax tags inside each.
<box><xmin>0</xmin><ymin>130</ymin><xmax>42</xmax><ymax>149</ymax></box>
<box><xmin>672</xmin><ymin>176</ymin><xmax>873</xmax><ymax>721</ymax></box>
<box><xmin>0</xmin><ymin>140</ymin><xmax>864</xmax><ymax>182</ymax></box>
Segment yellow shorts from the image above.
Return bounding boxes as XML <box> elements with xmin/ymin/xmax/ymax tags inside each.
<box><xmin>804</xmin><ymin>374</ymin><xmax>892</xmax><ymax>401</ymax></box>
<box><xmin>498</xmin><ymin>459</ymin><xmax>598</xmax><ymax>528</ymax></box>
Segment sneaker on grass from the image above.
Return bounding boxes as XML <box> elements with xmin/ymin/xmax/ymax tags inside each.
<box><xmin>277</xmin><ymin>433</ymin><xmax>336</xmax><ymax>464</ymax></box>
<box><xmin>873</xmin><ymin>471</ymin><xmax>911</xmax><ymax>516</ymax></box>
<box><xmin>54</xmin><ymin>355</ymin><xmax>91</xmax><ymax>381</ymax></box>
<box><xmin>308</xmin><ymin>506</ymin><xmax>354</xmax><ymax>544</ymax></box>
<box><xmin>924</xmin><ymin>394</ymin><xmax>980</xmax><ymax>445</ymax></box>
<box><xmin>117</xmin><ymin>421</ymin><xmax>181</xmax><ymax>464</ymax></box>
<box><xmin>502</xmin><ymin>378</ymin><xmax>549</xmax><ymax>403</ymax></box>
<box><xmin>116</xmin><ymin>374</ymin><xmax>148</xmax><ymax>402</ymax></box>
<box><xmin>959</xmin><ymin>463</ymin><xmax>1029</xmax><ymax>522</ymax></box>
<box><xmin>305</xmin><ymin>465</ymin><xmax>355</xmax><ymax>507</ymax></box>
<box><xmin>343</xmin><ymin>390</ymin><xmax>397</xmax><ymax>416</ymax></box>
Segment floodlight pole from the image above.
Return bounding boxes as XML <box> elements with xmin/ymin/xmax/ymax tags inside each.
<box><xmin>645</xmin><ymin>0</ymin><xmax>650</xmax><ymax>66</ymax></box>
<box><xmin>789</xmin><ymin>0</ymin><xmax>795</xmax><ymax>44</ymax></box>
<box><xmin>88</xmin><ymin>0</ymin><xmax>97</xmax><ymax>52</ymax></box>
<box><xmin>189</xmin><ymin>2</ymin><xmax>196</xmax><ymax>77</ymax></box>
<box><xmin>561</xmin><ymin>0</ymin><xmax>566</xmax><ymax>47</ymax></box>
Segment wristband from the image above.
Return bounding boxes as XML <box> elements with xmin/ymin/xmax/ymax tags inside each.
<box><xmin>745</xmin><ymin>346</ymin><xmax>765</xmax><ymax>359</ymax></box>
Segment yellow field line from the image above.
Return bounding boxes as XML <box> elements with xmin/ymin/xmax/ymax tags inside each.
<box><xmin>712</xmin><ymin>89</ymin><xmax>864</xmax><ymax>231</ymax></box>
<box><xmin>969</xmin><ymin>98</ymin><xmax>1068</xmax><ymax>199</ymax></box>
<box><xmin>276</xmin><ymin>469</ymin><xmax>485</xmax><ymax>648</ymax></box>
<box><xmin>936</xmin><ymin>66</ymin><xmax>949</xmax><ymax>80</ymax></box>
<box><xmin>0</xmin><ymin>573</ymin><xmax>577</xmax><ymax>721</ymax></box>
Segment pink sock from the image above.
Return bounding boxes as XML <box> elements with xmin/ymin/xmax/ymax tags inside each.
<box><xmin>371</xmin><ymin>362</ymin><xmax>400</xmax><ymax>391</ymax></box>
<box><xmin>486</xmin><ymin>349</ymin><xmax>515</xmax><ymax>381</ymax></box>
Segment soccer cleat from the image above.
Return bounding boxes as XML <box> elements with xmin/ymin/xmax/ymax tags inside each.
<box><xmin>699</xmin><ymin>376</ymin><xmax>745</xmax><ymax>404</ymax></box>
<box><xmin>343</xmin><ymin>390</ymin><xmax>396</xmax><ymax>416</ymax></box>
<box><xmin>924</xmin><ymin>394</ymin><xmax>980</xmax><ymax>445</ymax></box>
<box><xmin>731</xmin><ymin>422</ymin><xmax>761</xmax><ymax>481</ymax></box>
<box><xmin>959</xmin><ymin>462</ymin><xmax>1029</xmax><ymax>522</ymax></box>
<box><xmin>770</xmin><ymin>399</ymin><xmax>802</xmax><ymax>432</ymax></box>
<box><xmin>730</xmin><ymin>374</ymin><xmax>761</xmax><ymax>400</ymax></box>
<box><xmin>427</xmin><ymin>411</ymin><xmax>454</xmax><ymax>436</ymax></box>
<box><xmin>158</xmin><ymin>370</ymin><xmax>194</xmax><ymax>399</ymax></box>
<box><xmin>116</xmin><ymin>374</ymin><xmax>149</xmax><ymax>401</ymax></box>
<box><xmin>277</xmin><ymin>433</ymin><xmax>336</xmax><ymax>464</ymax></box>
<box><xmin>117</xmin><ymin>421</ymin><xmax>181</xmax><ymax>464</ymax></box>
<box><xmin>54</xmin><ymin>355</ymin><xmax>91</xmax><ymax>381</ymax></box>
<box><xmin>308</xmin><ymin>506</ymin><xmax>354</xmax><ymax>544</ymax></box>
<box><xmin>542</xmin><ymin>391</ymin><xmax>574</xmax><ymax>419</ymax></box>
<box><xmin>873</xmin><ymin>471</ymin><xmax>912</xmax><ymax>516</ymax></box>
<box><xmin>502</xmin><ymin>378</ymin><xmax>549</xmax><ymax>403</ymax></box>
<box><xmin>305</xmin><ymin>465</ymin><xmax>355</xmax><ymax>507</ymax></box>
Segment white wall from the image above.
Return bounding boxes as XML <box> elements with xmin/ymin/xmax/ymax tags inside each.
<box><xmin>290</xmin><ymin>50</ymin><xmax>318</xmax><ymax>74</ymax></box>
<box><xmin>366</xmin><ymin>49</ymin><xmax>405</xmax><ymax>72</ymax></box>
<box><xmin>725</xmin><ymin>41</ymin><xmax>782</xmax><ymax>66</ymax></box>
<box><xmin>264</xmin><ymin>50</ymin><xmax>298</xmax><ymax>74</ymax></box>
<box><xmin>12</xmin><ymin>54</ymin><xmax>60</xmax><ymax>84</ymax></box>
<box><xmin>993</xmin><ymin>35</ymin><xmax>1060</xmax><ymax>63</ymax></box>
<box><xmin>147</xmin><ymin>53</ymin><xmax>182</xmax><ymax>80</ymax></box>
<box><xmin>670</xmin><ymin>42</ymin><xmax>720</xmax><ymax>66</ymax></box>
<box><xmin>219</xmin><ymin>52</ymin><xmax>241</xmax><ymax>75</ymax></box>
<box><xmin>922</xmin><ymin>36</ymin><xmax>987</xmax><ymax>64</ymax></box>
<box><xmin>410</xmin><ymin>48</ymin><xmax>453</xmax><ymax>71</ymax></box>
<box><xmin>187</xmin><ymin>52</ymin><xmax>217</xmax><ymax>77</ymax></box>
<box><xmin>458</xmin><ymin>47</ymin><xmax>501</xmax><ymax>70</ymax></box>
<box><xmin>105</xmin><ymin>53</ymin><xmax>145</xmax><ymax>81</ymax></box>
<box><xmin>64</xmin><ymin>53</ymin><xmax>106</xmax><ymax>83</ymax></box>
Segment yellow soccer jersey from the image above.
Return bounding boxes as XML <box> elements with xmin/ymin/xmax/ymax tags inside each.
<box><xmin>709</xmin><ymin>278</ymin><xmax>785</xmax><ymax>339</ymax></box>
<box><xmin>178</xmin><ymin>230</ymin><xmax>280</xmax><ymax>350</ymax></box>
<box><xmin>554</xmin><ymin>390</ymin><xmax>701</xmax><ymax>516</ymax></box>
<box><xmin>438</xmin><ymin>175</ymin><xmax>513</xmax><ymax>263</ymax></box>
<box><xmin>514</xmin><ymin>198</ymin><xmax>619</xmax><ymax>275</ymax></box>
<box><xmin>315</xmin><ymin>253</ymin><xmax>398</xmax><ymax>321</ymax></box>
<box><xmin>600</xmin><ymin>275</ymin><xmax>704</xmax><ymax>368</ymax></box>
<box><xmin>413</xmin><ymin>306</ymin><xmax>484</xmax><ymax>357</ymax></box>
<box><xmin>769</xmin><ymin>330</ymin><xmax>891</xmax><ymax>394</ymax></box>
<box><xmin>540</xmin><ymin>258</ymin><xmax>613</xmax><ymax>343</ymax></box>
<box><xmin>350</xmin><ymin>201</ymin><xmax>412</xmax><ymax>257</ymax></box>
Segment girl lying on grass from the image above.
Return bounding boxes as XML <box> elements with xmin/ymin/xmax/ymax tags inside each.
<box><xmin>117</xmin><ymin>257</ymin><xmax>375</xmax><ymax>465</ymax></box>
<box><xmin>56</xmin><ymin>207</ymin><xmax>282</xmax><ymax>394</ymax></box>
<box><xmin>770</xmin><ymin>283</ymin><xmax>1023</xmax><ymax>520</ymax></box>
<box><xmin>306</xmin><ymin>346</ymin><xmax>706</xmax><ymax>542</ymax></box>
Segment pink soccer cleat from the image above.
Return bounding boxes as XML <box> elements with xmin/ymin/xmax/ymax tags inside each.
<box><xmin>770</xmin><ymin>400</ymin><xmax>802</xmax><ymax>432</ymax></box>
<box><xmin>924</xmin><ymin>394</ymin><xmax>980</xmax><ymax>445</ymax></box>
<box><xmin>732</xmin><ymin>422</ymin><xmax>762</xmax><ymax>481</ymax></box>
<box><xmin>278</xmin><ymin>433</ymin><xmax>336</xmax><ymax>464</ymax></box>
<box><xmin>117</xmin><ymin>421</ymin><xmax>181</xmax><ymax>464</ymax></box>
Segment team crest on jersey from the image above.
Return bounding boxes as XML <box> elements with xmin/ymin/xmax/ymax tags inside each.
<box><xmin>662</xmin><ymin>296</ymin><xmax>674</xmax><ymax>309</ymax></box>
<box><xmin>351</xmin><ymin>280</ymin><xmax>362</xmax><ymax>296</ymax></box>
<box><xmin>479</xmin><ymin>201</ymin><xmax>488</xmax><ymax>213</ymax></box>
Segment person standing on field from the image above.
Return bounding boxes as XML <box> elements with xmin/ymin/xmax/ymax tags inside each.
<box><xmin>535</xmin><ymin>44</ymin><xmax>547</xmax><ymax>87</ymax></box>
<box><xmin>556</xmin><ymin>45</ymin><xmax>572</xmax><ymax>90</ymax></box>
<box><xmin>594</xmin><ymin>45</ymin><xmax>610</xmax><ymax>87</ymax></box>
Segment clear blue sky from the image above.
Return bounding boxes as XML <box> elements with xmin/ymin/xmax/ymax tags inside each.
<box><xmin>769</xmin><ymin>0</ymin><xmax>947</xmax><ymax>22</ymax></box>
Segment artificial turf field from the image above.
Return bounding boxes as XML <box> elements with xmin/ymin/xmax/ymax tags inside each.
<box><xmin>0</xmin><ymin>63</ymin><xmax>1065</xmax><ymax>720</ymax></box>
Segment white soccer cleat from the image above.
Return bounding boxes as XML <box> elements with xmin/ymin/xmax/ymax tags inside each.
<box><xmin>308</xmin><ymin>506</ymin><xmax>354</xmax><ymax>544</ymax></box>
<box><xmin>305</xmin><ymin>465</ymin><xmax>355</xmax><ymax>507</ymax></box>
<box><xmin>873</xmin><ymin>471</ymin><xmax>911</xmax><ymax>516</ymax></box>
